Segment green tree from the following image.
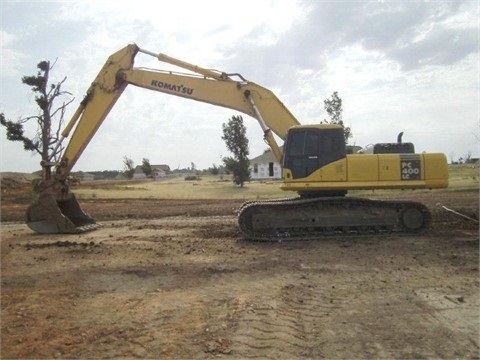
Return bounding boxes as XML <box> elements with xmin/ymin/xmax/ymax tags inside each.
<box><xmin>141</xmin><ymin>158</ymin><xmax>152</xmax><ymax>177</ymax></box>
<box><xmin>0</xmin><ymin>60</ymin><xmax>74</xmax><ymax>163</ymax></box>
<box><xmin>221</xmin><ymin>115</ymin><xmax>250</xmax><ymax>187</ymax></box>
<box><xmin>209</xmin><ymin>164</ymin><xmax>219</xmax><ymax>175</ymax></box>
<box><xmin>222</xmin><ymin>156</ymin><xmax>247</xmax><ymax>180</ymax></box>
<box><xmin>123</xmin><ymin>156</ymin><xmax>135</xmax><ymax>179</ymax></box>
<box><xmin>323</xmin><ymin>91</ymin><xmax>352</xmax><ymax>144</ymax></box>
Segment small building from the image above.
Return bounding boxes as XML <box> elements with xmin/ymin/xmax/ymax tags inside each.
<box><xmin>133</xmin><ymin>164</ymin><xmax>171</xmax><ymax>180</ymax></box>
<box><xmin>249</xmin><ymin>150</ymin><xmax>282</xmax><ymax>180</ymax></box>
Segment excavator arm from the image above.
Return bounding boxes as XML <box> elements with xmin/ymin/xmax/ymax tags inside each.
<box><xmin>57</xmin><ymin>44</ymin><xmax>300</xmax><ymax>178</ymax></box>
<box><xmin>26</xmin><ymin>43</ymin><xmax>300</xmax><ymax>234</ymax></box>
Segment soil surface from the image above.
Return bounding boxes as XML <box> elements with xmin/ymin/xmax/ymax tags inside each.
<box><xmin>1</xmin><ymin>189</ymin><xmax>479</xmax><ymax>359</ymax></box>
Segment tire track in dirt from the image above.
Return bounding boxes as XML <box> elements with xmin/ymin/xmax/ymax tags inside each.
<box><xmin>231</xmin><ymin>282</ymin><xmax>342</xmax><ymax>358</ymax></box>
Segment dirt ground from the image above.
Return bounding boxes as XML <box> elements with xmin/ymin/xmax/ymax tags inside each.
<box><xmin>1</xmin><ymin>189</ymin><xmax>479</xmax><ymax>359</ymax></box>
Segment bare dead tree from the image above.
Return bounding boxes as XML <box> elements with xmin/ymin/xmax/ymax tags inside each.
<box><xmin>1</xmin><ymin>59</ymin><xmax>74</xmax><ymax>165</ymax></box>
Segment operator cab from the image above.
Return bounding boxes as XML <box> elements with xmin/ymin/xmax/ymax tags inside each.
<box><xmin>283</xmin><ymin>125</ymin><xmax>346</xmax><ymax>179</ymax></box>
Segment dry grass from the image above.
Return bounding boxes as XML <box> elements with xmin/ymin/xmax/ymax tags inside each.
<box><xmin>446</xmin><ymin>164</ymin><xmax>479</xmax><ymax>190</ymax></box>
<box><xmin>73</xmin><ymin>165</ymin><xmax>478</xmax><ymax>200</ymax></box>
<box><xmin>73</xmin><ymin>176</ymin><xmax>288</xmax><ymax>200</ymax></box>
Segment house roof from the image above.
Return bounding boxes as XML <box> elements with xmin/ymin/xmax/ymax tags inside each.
<box><xmin>250</xmin><ymin>147</ymin><xmax>283</xmax><ymax>163</ymax></box>
<box><xmin>134</xmin><ymin>164</ymin><xmax>171</xmax><ymax>173</ymax></box>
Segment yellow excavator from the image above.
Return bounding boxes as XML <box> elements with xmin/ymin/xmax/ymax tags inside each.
<box><xmin>25</xmin><ymin>43</ymin><xmax>448</xmax><ymax>240</ymax></box>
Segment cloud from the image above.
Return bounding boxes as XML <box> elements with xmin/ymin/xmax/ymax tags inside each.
<box><xmin>0</xmin><ymin>31</ymin><xmax>27</xmax><ymax>77</ymax></box>
<box><xmin>225</xmin><ymin>1</ymin><xmax>477</xmax><ymax>79</ymax></box>
<box><xmin>389</xmin><ymin>25</ymin><xmax>478</xmax><ymax>69</ymax></box>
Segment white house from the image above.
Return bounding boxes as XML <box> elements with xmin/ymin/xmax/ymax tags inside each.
<box><xmin>249</xmin><ymin>150</ymin><xmax>282</xmax><ymax>180</ymax></box>
<box><xmin>133</xmin><ymin>164</ymin><xmax>171</xmax><ymax>179</ymax></box>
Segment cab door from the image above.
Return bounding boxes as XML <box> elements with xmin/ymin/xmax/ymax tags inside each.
<box><xmin>283</xmin><ymin>127</ymin><xmax>346</xmax><ymax>180</ymax></box>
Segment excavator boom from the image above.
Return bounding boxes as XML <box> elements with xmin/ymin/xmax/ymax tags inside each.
<box><xmin>58</xmin><ymin>44</ymin><xmax>299</xmax><ymax>178</ymax></box>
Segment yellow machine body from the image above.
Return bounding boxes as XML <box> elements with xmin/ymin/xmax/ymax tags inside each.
<box><xmin>282</xmin><ymin>153</ymin><xmax>448</xmax><ymax>192</ymax></box>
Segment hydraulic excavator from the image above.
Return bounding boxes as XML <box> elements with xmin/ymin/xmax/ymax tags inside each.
<box><xmin>25</xmin><ymin>43</ymin><xmax>449</xmax><ymax>240</ymax></box>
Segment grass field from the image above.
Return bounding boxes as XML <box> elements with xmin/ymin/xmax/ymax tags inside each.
<box><xmin>447</xmin><ymin>164</ymin><xmax>479</xmax><ymax>190</ymax></box>
<box><xmin>74</xmin><ymin>177</ymin><xmax>287</xmax><ymax>200</ymax></box>
<box><xmin>72</xmin><ymin>164</ymin><xmax>479</xmax><ymax>200</ymax></box>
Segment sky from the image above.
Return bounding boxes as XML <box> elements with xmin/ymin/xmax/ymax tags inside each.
<box><xmin>1</xmin><ymin>0</ymin><xmax>479</xmax><ymax>173</ymax></box>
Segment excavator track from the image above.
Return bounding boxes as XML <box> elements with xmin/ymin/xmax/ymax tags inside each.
<box><xmin>238</xmin><ymin>196</ymin><xmax>431</xmax><ymax>241</ymax></box>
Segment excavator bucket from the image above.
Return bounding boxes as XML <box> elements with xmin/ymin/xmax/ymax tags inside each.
<box><xmin>26</xmin><ymin>191</ymin><xmax>99</xmax><ymax>234</ymax></box>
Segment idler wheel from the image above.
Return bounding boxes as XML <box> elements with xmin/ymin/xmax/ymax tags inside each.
<box><xmin>400</xmin><ymin>206</ymin><xmax>426</xmax><ymax>232</ymax></box>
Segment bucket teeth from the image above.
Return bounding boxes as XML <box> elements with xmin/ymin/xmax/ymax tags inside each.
<box><xmin>75</xmin><ymin>223</ymin><xmax>102</xmax><ymax>233</ymax></box>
